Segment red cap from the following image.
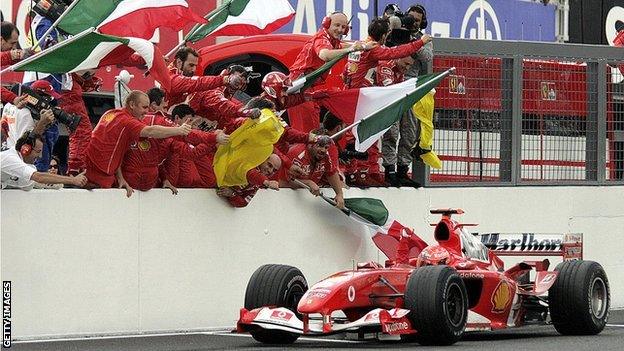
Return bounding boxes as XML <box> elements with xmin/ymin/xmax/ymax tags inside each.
<box><xmin>30</xmin><ymin>80</ymin><xmax>62</xmax><ymax>99</ymax></box>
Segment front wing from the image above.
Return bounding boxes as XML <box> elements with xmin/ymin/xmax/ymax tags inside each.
<box><xmin>237</xmin><ymin>307</ymin><xmax>415</xmax><ymax>336</ymax></box>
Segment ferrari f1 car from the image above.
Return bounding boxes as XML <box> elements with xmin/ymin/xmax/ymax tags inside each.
<box><xmin>237</xmin><ymin>209</ymin><xmax>610</xmax><ymax>345</ymax></box>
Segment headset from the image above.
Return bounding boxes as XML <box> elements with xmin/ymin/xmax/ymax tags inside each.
<box><xmin>17</xmin><ymin>131</ymin><xmax>38</xmax><ymax>157</ymax></box>
<box><xmin>321</xmin><ymin>12</ymin><xmax>350</xmax><ymax>36</ymax></box>
<box><xmin>407</xmin><ymin>4</ymin><xmax>428</xmax><ymax>30</ymax></box>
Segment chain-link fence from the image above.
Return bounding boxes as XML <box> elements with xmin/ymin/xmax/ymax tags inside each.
<box><xmin>417</xmin><ymin>38</ymin><xmax>624</xmax><ymax>186</ymax></box>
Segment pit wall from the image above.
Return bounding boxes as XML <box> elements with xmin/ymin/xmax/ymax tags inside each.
<box><xmin>1</xmin><ymin>186</ymin><xmax>622</xmax><ymax>340</ymax></box>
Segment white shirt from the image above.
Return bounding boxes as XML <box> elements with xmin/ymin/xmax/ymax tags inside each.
<box><xmin>1</xmin><ymin>103</ymin><xmax>35</xmax><ymax>150</ymax></box>
<box><xmin>1</xmin><ymin>148</ymin><xmax>36</xmax><ymax>190</ymax></box>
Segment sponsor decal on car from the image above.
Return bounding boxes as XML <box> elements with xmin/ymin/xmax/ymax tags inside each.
<box><xmin>270</xmin><ymin>310</ymin><xmax>294</xmax><ymax>322</ymax></box>
<box><xmin>491</xmin><ymin>280</ymin><xmax>513</xmax><ymax>313</ymax></box>
<box><xmin>383</xmin><ymin>321</ymin><xmax>410</xmax><ymax>334</ymax></box>
<box><xmin>481</xmin><ymin>233</ymin><xmax>563</xmax><ymax>252</ymax></box>
<box><xmin>459</xmin><ymin>272</ymin><xmax>485</xmax><ymax>279</ymax></box>
<box><xmin>347</xmin><ymin>286</ymin><xmax>356</xmax><ymax>302</ymax></box>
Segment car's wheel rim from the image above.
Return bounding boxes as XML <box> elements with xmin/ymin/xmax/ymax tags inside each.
<box><xmin>446</xmin><ymin>282</ymin><xmax>465</xmax><ymax>328</ymax></box>
<box><xmin>590</xmin><ymin>277</ymin><xmax>607</xmax><ymax>319</ymax></box>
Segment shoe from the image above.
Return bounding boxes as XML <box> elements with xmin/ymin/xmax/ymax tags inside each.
<box><xmin>397</xmin><ymin>164</ymin><xmax>422</xmax><ymax>188</ymax></box>
<box><xmin>384</xmin><ymin>165</ymin><xmax>401</xmax><ymax>187</ymax></box>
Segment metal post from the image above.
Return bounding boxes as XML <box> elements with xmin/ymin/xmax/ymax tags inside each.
<box><xmin>500</xmin><ymin>56</ymin><xmax>523</xmax><ymax>184</ymax></box>
<box><xmin>586</xmin><ymin>62</ymin><xmax>601</xmax><ymax>182</ymax></box>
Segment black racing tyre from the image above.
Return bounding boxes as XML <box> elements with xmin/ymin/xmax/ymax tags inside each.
<box><xmin>549</xmin><ymin>260</ymin><xmax>610</xmax><ymax>335</ymax></box>
<box><xmin>404</xmin><ymin>265</ymin><xmax>468</xmax><ymax>345</ymax></box>
<box><xmin>244</xmin><ymin>264</ymin><xmax>308</xmax><ymax>344</ymax></box>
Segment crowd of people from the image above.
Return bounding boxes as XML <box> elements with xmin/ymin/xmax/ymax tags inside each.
<box><xmin>0</xmin><ymin>3</ymin><xmax>433</xmax><ymax>208</ymax></box>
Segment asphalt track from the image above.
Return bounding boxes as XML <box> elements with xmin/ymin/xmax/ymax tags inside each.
<box><xmin>11</xmin><ymin>310</ymin><xmax>624</xmax><ymax>351</ymax></box>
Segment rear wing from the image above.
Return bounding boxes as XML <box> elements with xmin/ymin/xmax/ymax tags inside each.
<box><xmin>478</xmin><ymin>233</ymin><xmax>583</xmax><ymax>261</ymax></box>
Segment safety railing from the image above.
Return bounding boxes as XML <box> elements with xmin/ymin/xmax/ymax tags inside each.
<box><xmin>414</xmin><ymin>38</ymin><xmax>624</xmax><ymax>186</ymax></box>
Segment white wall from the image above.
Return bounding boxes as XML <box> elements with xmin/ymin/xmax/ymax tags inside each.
<box><xmin>1</xmin><ymin>186</ymin><xmax>623</xmax><ymax>340</ymax></box>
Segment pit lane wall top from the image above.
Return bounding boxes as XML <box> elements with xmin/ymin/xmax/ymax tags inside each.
<box><xmin>1</xmin><ymin>186</ymin><xmax>623</xmax><ymax>340</ymax></box>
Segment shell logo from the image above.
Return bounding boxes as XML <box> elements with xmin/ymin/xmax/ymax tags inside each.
<box><xmin>491</xmin><ymin>280</ymin><xmax>512</xmax><ymax>313</ymax></box>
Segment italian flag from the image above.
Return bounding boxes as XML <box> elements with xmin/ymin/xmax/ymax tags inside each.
<box><xmin>7</xmin><ymin>30</ymin><xmax>171</xmax><ymax>91</ymax></box>
<box><xmin>333</xmin><ymin>197</ymin><xmax>429</xmax><ymax>261</ymax></box>
<box><xmin>286</xmin><ymin>52</ymin><xmax>349</xmax><ymax>94</ymax></box>
<box><xmin>317</xmin><ymin>69</ymin><xmax>453</xmax><ymax>151</ymax></box>
<box><xmin>57</xmin><ymin>0</ymin><xmax>206</xmax><ymax>39</ymax></box>
<box><xmin>185</xmin><ymin>0</ymin><xmax>295</xmax><ymax>42</ymax></box>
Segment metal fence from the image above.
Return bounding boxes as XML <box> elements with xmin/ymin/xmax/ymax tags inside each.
<box><xmin>414</xmin><ymin>38</ymin><xmax>624</xmax><ymax>186</ymax></box>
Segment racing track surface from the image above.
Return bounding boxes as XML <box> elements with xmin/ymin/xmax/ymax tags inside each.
<box><xmin>12</xmin><ymin>310</ymin><xmax>624</xmax><ymax>351</ymax></box>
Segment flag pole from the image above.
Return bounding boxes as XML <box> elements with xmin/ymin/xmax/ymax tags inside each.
<box><xmin>292</xmin><ymin>179</ymin><xmax>350</xmax><ymax>214</ymax></box>
<box><xmin>32</xmin><ymin>0</ymin><xmax>83</xmax><ymax>51</ymax></box>
<box><xmin>0</xmin><ymin>27</ymin><xmax>95</xmax><ymax>75</ymax></box>
<box><xmin>329</xmin><ymin>67</ymin><xmax>456</xmax><ymax>140</ymax></box>
<box><xmin>164</xmin><ymin>0</ymin><xmax>233</xmax><ymax>59</ymax></box>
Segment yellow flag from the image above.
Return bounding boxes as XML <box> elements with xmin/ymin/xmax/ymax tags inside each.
<box><xmin>412</xmin><ymin>91</ymin><xmax>442</xmax><ymax>169</ymax></box>
<box><xmin>213</xmin><ymin>109</ymin><xmax>285</xmax><ymax>187</ymax></box>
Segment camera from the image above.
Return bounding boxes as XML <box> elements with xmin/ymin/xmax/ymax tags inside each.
<box><xmin>32</xmin><ymin>0</ymin><xmax>73</xmax><ymax>24</ymax></box>
<box><xmin>11</xmin><ymin>84</ymin><xmax>81</xmax><ymax>133</ymax></box>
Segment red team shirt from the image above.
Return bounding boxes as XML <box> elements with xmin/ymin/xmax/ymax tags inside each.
<box><xmin>85</xmin><ymin>109</ymin><xmax>146</xmax><ymax>187</ymax></box>
<box><xmin>285</xmin><ymin>143</ymin><xmax>337</xmax><ymax>184</ymax></box>
<box><xmin>289</xmin><ymin>28</ymin><xmax>341</xmax><ymax>83</ymax></box>
<box><xmin>342</xmin><ymin>39</ymin><xmax>424</xmax><ymax>88</ymax></box>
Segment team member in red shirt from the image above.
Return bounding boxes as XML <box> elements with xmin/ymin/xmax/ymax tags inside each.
<box><xmin>120</xmin><ymin>105</ymin><xmax>228</xmax><ymax>195</ymax></box>
<box><xmin>188</xmin><ymin>65</ymin><xmax>261</xmax><ymax>132</ymax></box>
<box><xmin>1</xmin><ymin>22</ymin><xmax>29</xmax><ymax>107</ymax></box>
<box><xmin>62</xmin><ymin>70</ymin><xmax>102</xmax><ymax>175</ymax></box>
<box><xmin>167</xmin><ymin>47</ymin><xmax>246</xmax><ymax>106</ymax></box>
<box><xmin>84</xmin><ymin>91</ymin><xmax>192</xmax><ymax>192</ymax></box>
<box><xmin>216</xmin><ymin>154</ymin><xmax>282</xmax><ymax>207</ymax></box>
<box><xmin>281</xmin><ymin>136</ymin><xmax>345</xmax><ymax>209</ymax></box>
<box><xmin>287</xmin><ymin>12</ymin><xmax>372</xmax><ymax>132</ymax></box>
<box><xmin>342</xmin><ymin>18</ymin><xmax>430</xmax><ymax>89</ymax></box>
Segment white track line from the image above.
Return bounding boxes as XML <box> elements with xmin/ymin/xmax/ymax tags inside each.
<box><xmin>606</xmin><ymin>324</ymin><xmax>624</xmax><ymax>328</ymax></box>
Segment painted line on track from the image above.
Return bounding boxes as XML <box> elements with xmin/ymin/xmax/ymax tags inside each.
<box><xmin>606</xmin><ymin>324</ymin><xmax>624</xmax><ymax>328</ymax></box>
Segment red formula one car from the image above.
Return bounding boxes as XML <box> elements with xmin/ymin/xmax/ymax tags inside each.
<box><xmin>237</xmin><ymin>209</ymin><xmax>610</xmax><ymax>345</ymax></box>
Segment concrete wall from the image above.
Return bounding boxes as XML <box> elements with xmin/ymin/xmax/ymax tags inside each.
<box><xmin>1</xmin><ymin>186</ymin><xmax>623</xmax><ymax>340</ymax></box>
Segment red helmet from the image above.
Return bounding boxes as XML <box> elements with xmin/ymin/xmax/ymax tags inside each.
<box><xmin>261</xmin><ymin>71</ymin><xmax>292</xmax><ymax>98</ymax></box>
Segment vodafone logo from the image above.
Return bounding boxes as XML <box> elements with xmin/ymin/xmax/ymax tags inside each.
<box><xmin>460</xmin><ymin>0</ymin><xmax>502</xmax><ymax>40</ymax></box>
<box><xmin>383</xmin><ymin>321</ymin><xmax>409</xmax><ymax>334</ymax></box>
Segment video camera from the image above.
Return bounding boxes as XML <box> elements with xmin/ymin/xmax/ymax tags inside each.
<box><xmin>11</xmin><ymin>84</ymin><xmax>81</xmax><ymax>133</ymax></box>
<box><xmin>32</xmin><ymin>0</ymin><xmax>74</xmax><ymax>24</ymax></box>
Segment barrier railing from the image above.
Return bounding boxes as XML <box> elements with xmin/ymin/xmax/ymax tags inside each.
<box><xmin>415</xmin><ymin>38</ymin><xmax>624</xmax><ymax>186</ymax></box>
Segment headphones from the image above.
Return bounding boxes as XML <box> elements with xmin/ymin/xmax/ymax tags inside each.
<box><xmin>17</xmin><ymin>131</ymin><xmax>37</xmax><ymax>157</ymax></box>
<box><xmin>408</xmin><ymin>4</ymin><xmax>428</xmax><ymax>30</ymax></box>
<box><xmin>321</xmin><ymin>12</ymin><xmax>350</xmax><ymax>36</ymax></box>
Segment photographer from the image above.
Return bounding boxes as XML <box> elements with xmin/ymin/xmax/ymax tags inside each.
<box><xmin>1</xmin><ymin>81</ymin><xmax>58</xmax><ymax>151</ymax></box>
<box><xmin>1</xmin><ymin>131</ymin><xmax>87</xmax><ymax>190</ymax></box>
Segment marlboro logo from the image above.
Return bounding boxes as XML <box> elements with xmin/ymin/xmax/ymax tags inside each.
<box><xmin>480</xmin><ymin>233</ymin><xmax>562</xmax><ymax>252</ymax></box>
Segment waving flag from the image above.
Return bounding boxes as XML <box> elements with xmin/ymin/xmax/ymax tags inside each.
<box><xmin>316</xmin><ymin>69</ymin><xmax>453</xmax><ymax>151</ymax></box>
<box><xmin>286</xmin><ymin>52</ymin><xmax>349</xmax><ymax>94</ymax></box>
<box><xmin>185</xmin><ymin>0</ymin><xmax>295</xmax><ymax>42</ymax></box>
<box><xmin>57</xmin><ymin>0</ymin><xmax>206</xmax><ymax>39</ymax></box>
<box><xmin>6</xmin><ymin>30</ymin><xmax>171</xmax><ymax>91</ymax></box>
<box><xmin>213</xmin><ymin>109</ymin><xmax>284</xmax><ymax>187</ymax></box>
<box><xmin>332</xmin><ymin>197</ymin><xmax>428</xmax><ymax>262</ymax></box>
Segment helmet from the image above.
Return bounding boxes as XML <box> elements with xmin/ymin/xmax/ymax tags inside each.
<box><xmin>416</xmin><ymin>246</ymin><xmax>451</xmax><ymax>267</ymax></box>
<box><xmin>261</xmin><ymin>71</ymin><xmax>292</xmax><ymax>99</ymax></box>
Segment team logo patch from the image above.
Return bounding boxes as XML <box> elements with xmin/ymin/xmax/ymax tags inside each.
<box><xmin>101</xmin><ymin>112</ymin><xmax>116</xmax><ymax>123</ymax></box>
<box><xmin>138</xmin><ymin>140</ymin><xmax>150</xmax><ymax>151</ymax></box>
<box><xmin>491</xmin><ymin>280</ymin><xmax>512</xmax><ymax>313</ymax></box>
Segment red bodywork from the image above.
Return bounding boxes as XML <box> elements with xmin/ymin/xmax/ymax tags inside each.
<box><xmin>238</xmin><ymin>209</ymin><xmax>580</xmax><ymax>337</ymax></box>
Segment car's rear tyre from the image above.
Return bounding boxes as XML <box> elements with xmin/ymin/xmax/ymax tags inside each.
<box><xmin>244</xmin><ymin>264</ymin><xmax>308</xmax><ymax>344</ymax></box>
<box><xmin>549</xmin><ymin>260</ymin><xmax>610</xmax><ymax>335</ymax></box>
<box><xmin>404</xmin><ymin>265</ymin><xmax>468</xmax><ymax>345</ymax></box>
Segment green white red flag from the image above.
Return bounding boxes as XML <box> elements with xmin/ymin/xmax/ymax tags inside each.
<box><xmin>57</xmin><ymin>0</ymin><xmax>206</xmax><ymax>39</ymax></box>
<box><xmin>6</xmin><ymin>30</ymin><xmax>171</xmax><ymax>91</ymax></box>
<box><xmin>185</xmin><ymin>0</ymin><xmax>295</xmax><ymax>42</ymax></box>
